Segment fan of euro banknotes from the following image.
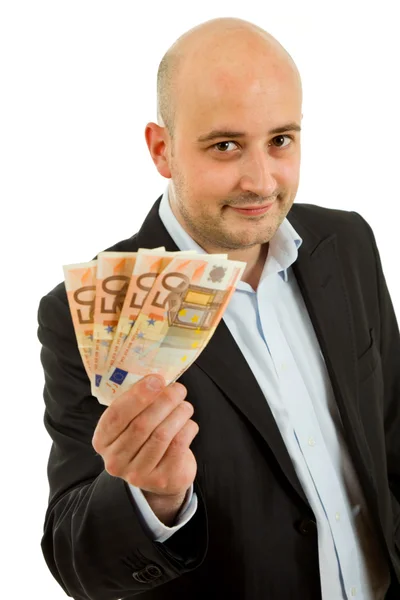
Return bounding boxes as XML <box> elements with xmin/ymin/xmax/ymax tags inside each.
<box><xmin>63</xmin><ymin>247</ymin><xmax>247</xmax><ymax>406</ymax></box>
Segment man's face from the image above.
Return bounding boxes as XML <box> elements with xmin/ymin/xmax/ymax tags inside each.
<box><xmin>166</xmin><ymin>50</ymin><xmax>302</xmax><ymax>253</ymax></box>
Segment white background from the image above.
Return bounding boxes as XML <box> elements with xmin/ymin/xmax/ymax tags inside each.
<box><xmin>1</xmin><ymin>1</ymin><xmax>399</xmax><ymax>598</ymax></box>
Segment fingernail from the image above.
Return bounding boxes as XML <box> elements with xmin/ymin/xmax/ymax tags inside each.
<box><xmin>145</xmin><ymin>375</ymin><xmax>163</xmax><ymax>391</ymax></box>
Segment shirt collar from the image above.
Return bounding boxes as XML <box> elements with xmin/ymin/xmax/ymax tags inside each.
<box><xmin>158</xmin><ymin>182</ymin><xmax>303</xmax><ymax>288</ymax></box>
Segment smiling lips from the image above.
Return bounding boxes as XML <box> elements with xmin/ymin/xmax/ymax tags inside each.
<box><xmin>228</xmin><ymin>203</ymin><xmax>274</xmax><ymax>215</ymax></box>
<box><xmin>235</xmin><ymin>204</ymin><xmax>273</xmax><ymax>209</ymax></box>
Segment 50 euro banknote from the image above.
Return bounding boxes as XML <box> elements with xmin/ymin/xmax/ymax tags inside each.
<box><xmin>91</xmin><ymin>248</ymin><xmax>167</xmax><ymax>390</ymax></box>
<box><xmin>62</xmin><ymin>248</ymin><xmax>196</xmax><ymax>392</ymax></box>
<box><xmin>63</xmin><ymin>260</ymin><xmax>97</xmax><ymax>396</ymax></box>
<box><xmin>100</xmin><ymin>249</ymin><xmax>200</xmax><ymax>384</ymax></box>
<box><xmin>99</xmin><ymin>254</ymin><xmax>246</xmax><ymax>404</ymax></box>
<box><xmin>97</xmin><ymin>249</ymin><xmax>228</xmax><ymax>401</ymax></box>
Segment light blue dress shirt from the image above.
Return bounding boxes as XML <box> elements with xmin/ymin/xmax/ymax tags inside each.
<box><xmin>129</xmin><ymin>183</ymin><xmax>390</xmax><ymax>599</ymax></box>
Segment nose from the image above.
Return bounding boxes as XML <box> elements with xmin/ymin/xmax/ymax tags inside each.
<box><xmin>239</xmin><ymin>152</ymin><xmax>278</xmax><ymax>198</ymax></box>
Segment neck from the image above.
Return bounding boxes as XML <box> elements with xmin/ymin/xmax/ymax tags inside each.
<box><xmin>204</xmin><ymin>242</ymin><xmax>269</xmax><ymax>291</ymax></box>
<box><xmin>238</xmin><ymin>243</ymin><xmax>269</xmax><ymax>290</ymax></box>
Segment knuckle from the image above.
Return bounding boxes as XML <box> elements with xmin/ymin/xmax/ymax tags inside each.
<box><xmin>174</xmin><ymin>382</ymin><xmax>188</xmax><ymax>400</ymax></box>
<box><xmin>189</xmin><ymin>421</ymin><xmax>200</xmax><ymax>440</ymax></box>
<box><xmin>152</xmin><ymin>426</ymin><xmax>171</xmax><ymax>444</ymax></box>
<box><xmin>158</xmin><ymin>388</ymin><xmax>180</xmax><ymax>411</ymax></box>
<box><xmin>128</xmin><ymin>416</ymin><xmax>148</xmax><ymax>439</ymax></box>
<box><xmin>153</xmin><ymin>474</ymin><xmax>169</xmax><ymax>490</ymax></box>
<box><xmin>169</xmin><ymin>434</ymin><xmax>186</xmax><ymax>451</ymax></box>
<box><xmin>125</xmin><ymin>469</ymin><xmax>140</xmax><ymax>487</ymax></box>
<box><xmin>91</xmin><ymin>433</ymin><xmax>101</xmax><ymax>453</ymax></box>
<box><xmin>171</xmin><ymin>402</ymin><xmax>193</xmax><ymax>425</ymax></box>
<box><xmin>104</xmin><ymin>455</ymin><xmax>120</xmax><ymax>476</ymax></box>
<box><xmin>136</xmin><ymin>389</ymin><xmax>151</xmax><ymax>409</ymax></box>
<box><xmin>128</xmin><ymin>389</ymin><xmax>148</xmax><ymax>412</ymax></box>
<box><xmin>168</xmin><ymin>382</ymin><xmax>187</xmax><ymax>402</ymax></box>
<box><xmin>191</xmin><ymin>419</ymin><xmax>200</xmax><ymax>434</ymax></box>
<box><xmin>105</xmin><ymin>406</ymin><xmax>121</xmax><ymax>430</ymax></box>
<box><xmin>127</xmin><ymin>381</ymin><xmax>153</xmax><ymax>408</ymax></box>
<box><xmin>181</xmin><ymin>419</ymin><xmax>200</xmax><ymax>440</ymax></box>
<box><xmin>180</xmin><ymin>401</ymin><xmax>194</xmax><ymax>416</ymax></box>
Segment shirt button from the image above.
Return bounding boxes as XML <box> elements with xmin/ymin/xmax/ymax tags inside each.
<box><xmin>308</xmin><ymin>437</ymin><xmax>316</xmax><ymax>447</ymax></box>
<box><xmin>335</xmin><ymin>512</ymin><xmax>340</xmax><ymax>521</ymax></box>
<box><xmin>350</xmin><ymin>587</ymin><xmax>357</xmax><ymax>596</ymax></box>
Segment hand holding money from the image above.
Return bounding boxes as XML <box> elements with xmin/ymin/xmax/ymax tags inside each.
<box><xmin>63</xmin><ymin>248</ymin><xmax>246</xmax><ymax>405</ymax></box>
<box><xmin>92</xmin><ymin>373</ymin><xmax>198</xmax><ymax>524</ymax></box>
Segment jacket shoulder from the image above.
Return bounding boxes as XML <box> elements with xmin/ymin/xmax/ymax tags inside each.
<box><xmin>291</xmin><ymin>201</ymin><xmax>363</xmax><ymax>230</ymax></box>
<box><xmin>290</xmin><ymin>202</ymin><xmax>376</xmax><ymax>253</ymax></box>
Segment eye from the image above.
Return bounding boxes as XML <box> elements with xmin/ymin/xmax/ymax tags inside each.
<box><xmin>270</xmin><ymin>134</ymin><xmax>293</xmax><ymax>148</ymax></box>
<box><xmin>213</xmin><ymin>141</ymin><xmax>239</xmax><ymax>153</ymax></box>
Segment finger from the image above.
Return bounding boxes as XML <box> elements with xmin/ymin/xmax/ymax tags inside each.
<box><xmin>92</xmin><ymin>374</ymin><xmax>166</xmax><ymax>452</ymax></box>
<box><xmin>103</xmin><ymin>383</ymin><xmax>187</xmax><ymax>476</ymax></box>
<box><xmin>124</xmin><ymin>401</ymin><xmax>195</xmax><ymax>484</ymax></box>
<box><xmin>148</xmin><ymin>421</ymin><xmax>200</xmax><ymax>492</ymax></box>
<box><xmin>158</xmin><ymin>418</ymin><xmax>199</xmax><ymax>468</ymax></box>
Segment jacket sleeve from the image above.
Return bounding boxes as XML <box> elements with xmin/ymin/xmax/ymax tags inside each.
<box><xmin>128</xmin><ymin>484</ymin><xmax>199</xmax><ymax>543</ymax></box>
<box><xmin>38</xmin><ymin>289</ymin><xmax>208</xmax><ymax>600</ymax></box>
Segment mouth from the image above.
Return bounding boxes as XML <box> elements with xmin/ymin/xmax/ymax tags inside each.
<box><xmin>227</xmin><ymin>203</ymin><xmax>275</xmax><ymax>216</ymax></box>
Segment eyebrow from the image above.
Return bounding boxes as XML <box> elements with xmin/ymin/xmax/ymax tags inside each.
<box><xmin>197</xmin><ymin>122</ymin><xmax>302</xmax><ymax>143</ymax></box>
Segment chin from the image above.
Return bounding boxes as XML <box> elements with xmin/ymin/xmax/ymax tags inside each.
<box><xmin>222</xmin><ymin>235</ymin><xmax>264</xmax><ymax>250</ymax></box>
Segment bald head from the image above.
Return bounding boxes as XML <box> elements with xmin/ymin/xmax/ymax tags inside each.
<box><xmin>156</xmin><ymin>17</ymin><xmax>301</xmax><ymax>138</ymax></box>
<box><xmin>146</xmin><ymin>17</ymin><xmax>303</xmax><ymax>265</ymax></box>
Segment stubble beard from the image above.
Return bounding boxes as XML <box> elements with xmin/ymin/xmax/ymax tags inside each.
<box><xmin>171</xmin><ymin>180</ymin><xmax>284</xmax><ymax>251</ymax></box>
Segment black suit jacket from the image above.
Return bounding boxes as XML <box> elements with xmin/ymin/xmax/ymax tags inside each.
<box><xmin>38</xmin><ymin>196</ymin><xmax>400</xmax><ymax>599</ymax></box>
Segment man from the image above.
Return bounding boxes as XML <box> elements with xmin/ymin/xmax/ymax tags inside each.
<box><xmin>38</xmin><ymin>16</ymin><xmax>400</xmax><ymax>600</ymax></box>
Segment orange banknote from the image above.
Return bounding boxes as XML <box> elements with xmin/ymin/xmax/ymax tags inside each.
<box><xmin>101</xmin><ymin>253</ymin><xmax>245</xmax><ymax>402</ymax></box>
<box><xmin>92</xmin><ymin>252</ymin><xmax>137</xmax><ymax>389</ymax></box>
<box><xmin>100</xmin><ymin>249</ymin><xmax>198</xmax><ymax>383</ymax></box>
<box><xmin>63</xmin><ymin>260</ymin><xmax>97</xmax><ymax>393</ymax></box>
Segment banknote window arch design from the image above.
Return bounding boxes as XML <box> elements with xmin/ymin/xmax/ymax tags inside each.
<box><xmin>166</xmin><ymin>285</ymin><xmax>229</xmax><ymax>330</ymax></box>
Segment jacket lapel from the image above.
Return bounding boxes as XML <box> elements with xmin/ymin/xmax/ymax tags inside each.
<box><xmin>135</xmin><ymin>197</ymin><xmax>369</xmax><ymax>508</ymax></box>
<box><xmin>288</xmin><ymin>208</ymin><xmax>374</xmax><ymax>487</ymax></box>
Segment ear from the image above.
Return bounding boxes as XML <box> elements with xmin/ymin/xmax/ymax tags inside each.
<box><xmin>144</xmin><ymin>122</ymin><xmax>172</xmax><ymax>178</ymax></box>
